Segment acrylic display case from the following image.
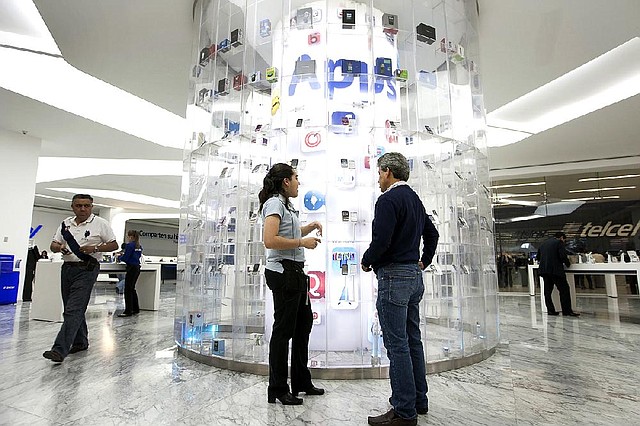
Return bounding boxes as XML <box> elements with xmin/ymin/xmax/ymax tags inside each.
<box><xmin>176</xmin><ymin>0</ymin><xmax>499</xmax><ymax>377</ymax></box>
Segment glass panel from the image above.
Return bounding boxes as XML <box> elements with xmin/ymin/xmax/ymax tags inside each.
<box><xmin>176</xmin><ymin>0</ymin><xmax>499</xmax><ymax>372</ymax></box>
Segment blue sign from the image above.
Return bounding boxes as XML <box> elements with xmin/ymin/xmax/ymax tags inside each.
<box><xmin>288</xmin><ymin>55</ymin><xmax>397</xmax><ymax>100</ymax></box>
<box><xmin>29</xmin><ymin>225</ymin><xmax>43</xmax><ymax>239</ymax></box>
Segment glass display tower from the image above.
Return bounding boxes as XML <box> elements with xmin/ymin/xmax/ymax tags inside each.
<box><xmin>176</xmin><ymin>0</ymin><xmax>499</xmax><ymax>377</ymax></box>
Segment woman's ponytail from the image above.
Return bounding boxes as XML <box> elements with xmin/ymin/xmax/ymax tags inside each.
<box><xmin>257</xmin><ymin>163</ymin><xmax>294</xmax><ymax>213</ymax></box>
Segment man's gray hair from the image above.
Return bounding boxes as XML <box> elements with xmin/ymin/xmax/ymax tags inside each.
<box><xmin>378</xmin><ymin>152</ymin><xmax>410</xmax><ymax>181</ymax></box>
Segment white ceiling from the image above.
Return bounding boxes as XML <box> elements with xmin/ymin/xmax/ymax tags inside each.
<box><xmin>0</xmin><ymin>0</ymin><xmax>639</xmax><ymax>215</ymax></box>
<box><xmin>479</xmin><ymin>0</ymin><xmax>640</xmax><ymax>178</ymax></box>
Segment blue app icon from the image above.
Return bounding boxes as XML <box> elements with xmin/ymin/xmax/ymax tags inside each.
<box><xmin>331</xmin><ymin>111</ymin><xmax>356</xmax><ymax>126</ymax></box>
<box><xmin>259</xmin><ymin>19</ymin><xmax>271</xmax><ymax>37</ymax></box>
<box><xmin>304</xmin><ymin>190</ymin><xmax>325</xmax><ymax>211</ymax></box>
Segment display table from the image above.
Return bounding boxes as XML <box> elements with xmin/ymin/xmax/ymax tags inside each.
<box><xmin>527</xmin><ymin>263</ymin><xmax>640</xmax><ymax>310</ymax></box>
<box><xmin>31</xmin><ymin>261</ymin><xmax>161</xmax><ymax>322</ymax></box>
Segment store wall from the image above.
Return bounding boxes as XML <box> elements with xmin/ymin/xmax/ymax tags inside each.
<box><xmin>495</xmin><ymin>200</ymin><xmax>640</xmax><ymax>256</ymax></box>
<box><xmin>30</xmin><ymin>208</ymin><xmax>70</xmax><ymax>255</ymax></box>
<box><xmin>124</xmin><ymin>220</ymin><xmax>178</xmax><ymax>257</ymax></box>
<box><xmin>0</xmin><ymin>128</ymin><xmax>42</xmax><ymax>301</ymax></box>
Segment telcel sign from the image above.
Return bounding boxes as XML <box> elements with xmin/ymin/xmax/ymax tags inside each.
<box><xmin>580</xmin><ymin>220</ymin><xmax>640</xmax><ymax>238</ymax></box>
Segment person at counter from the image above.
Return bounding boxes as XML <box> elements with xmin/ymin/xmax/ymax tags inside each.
<box><xmin>536</xmin><ymin>232</ymin><xmax>580</xmax><ymax>317</ymax></box>
<box><xmin>117</xmin><ymin>230</ymin><xmax>143</xmax><ymax>317</ymax></box>
<box><xmin>258</xmin><ymin>163</ymin><xmax>324</xmax><ymax>406</ymax></box>
<box><xmin>43</xmin><ymin>194</ymin><xmax>118</xmax><ymax>363</ymax></box>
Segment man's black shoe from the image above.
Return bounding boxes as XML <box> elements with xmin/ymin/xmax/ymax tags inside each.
<box><xmin>547</xmin><ymin>311</ymin><xmax>560</xmax><ymax>316</ymax></box>
<box><xmin>565</xmin><ymin>312</ymin><xmax>580</xmax><ymax>317</ymax></box>
<box><xmin>368</xmin><ymin>409</ymin><xmax>417</xmax><ymax>425</ymax></box>
<box><xmin>43</xmin><ymin>350</ymin><xmax>64</xmax><ymax>363</ymax></box>
<box><xmin>267</xmin><ymin>392</ymin><xmax>303</xmax><ymax>405</ymax></box>
<box><xmin>69</xmin><ymin>345</ymin><xmax>88</xmax><ymax>354</ymax></box>
<box><xmin>118</xmin><ymin>312</ymin><xmax>133</xmax><ymax>317</ymax></box>
<box><xmin>292</xmin><ymin>386</ymin><xmax>324</xmax><ymax>396</ymax></box>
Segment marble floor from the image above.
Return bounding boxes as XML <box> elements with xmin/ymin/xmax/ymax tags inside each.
<box><xmin>1</xmin><ymin>283</ymin><xmax>639</xmax><ymax>425</ymax></box>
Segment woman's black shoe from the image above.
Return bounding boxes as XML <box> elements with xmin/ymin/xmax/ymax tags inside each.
<box><xmin>292</xmin><ymin>386</ymin><xmax>324</xmax><ymax>396</ymax></box>
<box><xmin>267</xmin><ymin>392</ymin><xmax>303</xmax><ymax>405</ymax></box>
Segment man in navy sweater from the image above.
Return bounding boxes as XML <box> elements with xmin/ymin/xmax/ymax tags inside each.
<box><xmin>362</xmin><ymin>152</ymin><xmax>439</xmax><ymax>426</ymax></box>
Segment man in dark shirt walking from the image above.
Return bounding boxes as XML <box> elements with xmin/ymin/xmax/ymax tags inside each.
<box><xmin>362</xmin><ymin>152</ymin><xmax>439</xmax><ymax>426</ymax></box>
<box><xmin>537</xmin><ymin>232</ymin><xmax>580</xmax><ymax>316</ymax></box>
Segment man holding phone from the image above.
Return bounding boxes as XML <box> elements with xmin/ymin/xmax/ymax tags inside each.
<box><xmin>44</xmin><ymin>194</ymin><xmax>118</xmax><ymax>363</ymax></box>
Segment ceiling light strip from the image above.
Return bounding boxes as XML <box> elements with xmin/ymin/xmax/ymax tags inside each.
<box><xmin>578</xmin><ymin>174</ymin><xmax>640</xmax><ymax>182</ymax></box>
<box><xmin>490</xmin><ymin>182</ymin><xmax>546</xmax><ymax>189</ymax></box>
<box><xmin>568</xmin><ymin>186</ymin><xmax>636</xmax><ymax>193</ymax></box>
<box><xmin>561</xmin><ymin>196</ymin><xmax>620</xmax><ymax>202</ymax></box>
<box><xmin>487</xmin><ymin>37</ymin><xmax>640</xmax><ymax>146</ymax></box>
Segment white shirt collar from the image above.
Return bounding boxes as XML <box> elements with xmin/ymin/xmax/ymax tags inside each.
<box><xmin>72</xmin><ymin>213</ymin><xmax>95</xmax><ymax>226</ymax></box>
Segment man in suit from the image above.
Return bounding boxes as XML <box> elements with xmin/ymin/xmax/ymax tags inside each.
<box><xmin>537</xmin><ymin>232</ymin><xmax>580</xmax><ymax>316</ymax></box>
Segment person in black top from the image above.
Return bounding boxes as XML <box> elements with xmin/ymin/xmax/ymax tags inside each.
<box><xmin>537</xmin><ymin>232</ymin><xmax>580</xmax><ymax>316</ymax></box>
<box><xmin>362</xmin><ymin>152</ymin><xmax>439</xmax><ymax>426</ymax></box>
<box><xmin>117</xmin><ymin>230</ymin><xmax>143</xmax><ymax>317</ymax></box>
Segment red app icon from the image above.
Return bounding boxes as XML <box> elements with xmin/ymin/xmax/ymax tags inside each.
<box><xmin>308</xmin><ymin>32</ymin><xmax>320</xmax><ymax>45</ymax></box>
<box><xmin>308</xmin><ymin>271</ymin><xmax>325</xmax><ymax>299</ymax></box>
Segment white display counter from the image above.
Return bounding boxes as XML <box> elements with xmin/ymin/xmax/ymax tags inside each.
<box><xmin>527</xmin><ymin>263</ymin><xmax>640</xmax><ymax>313</ymax></box>
<box><xmin>31</xmin><ymin>261</ymin><xmax>161</xmax><ymax>322</ymax></box>
<box><xmin>528</xmin><ymin>263</ymin><xmax>640</xmax><ymax>296</ymax></box>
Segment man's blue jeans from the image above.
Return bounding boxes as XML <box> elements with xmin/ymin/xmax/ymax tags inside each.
<box><xmin>376</xmin><ymin>263</ymin><xmax>428</xmax><ymax>420</ymax></box>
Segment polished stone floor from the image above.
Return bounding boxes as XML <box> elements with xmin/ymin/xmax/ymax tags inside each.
<box><xmin>1</xmin><ymin>283</ymin><xmax>639</xmax><ymax>425</ymax></box>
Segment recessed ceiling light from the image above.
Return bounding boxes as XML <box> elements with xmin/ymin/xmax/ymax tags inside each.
<box><xmin>490</xmin><ymin>182</ymin><xmax>545</xmax><ymax>189</ymax></box>
<box><xmin>34</xmin><ymin>193</ymin><xmax>116</xmax><ymax>208</ymax></box>
<box><xmin>492</xmin><ymin>199</ymin><xmax>539</xmax><ymax>207</ymax></box>
<box><xmin>34</xmin><ymin>194</ymin><xmax>72</xmax><ymax>202</ymax></box>
<box><xmin>36</xmin><ymin>157</ymin><xmax>182</xmax><ymax>183</ymax></box>
<box><xmin>578</xmin><ymin>174</ymin><xmax>640</xmax><ymax>182</ymax></box>
<box><xmin>494</xmin><ymin>192</ymin><xmax>543</xmax><ymax>198</ymax></box>
<box><xmin>568</xmin><ymin>186</ymin><xmax>636</xmax><ymax>193</ymax></box>
<box><xmin>487</xmin><ymin>37</ymin><xmax>640</xmax><ymax>147</ymax></box>
<box><xmin>496</xmin><ymin>214</ymin><xmax>544</xmax><ymax>223</ymax></box>
<box><xmin>561</xmin><ymin>196</ymin><xmax>620</xmax><ymax>202</ymax></box>
<box><xmin>47</xmin><ymin>188</ymin><xmax>179</xmax><ymax>209</ymax></box>
<box><xmin>0</xmin><ymin>0</ymin><xmax>61</xmax><ymax>55</ymax></box>
<box><xmin>0</xmin><ymin>49</ymin><xmax>186</xmax><ymax>149</ymax></box>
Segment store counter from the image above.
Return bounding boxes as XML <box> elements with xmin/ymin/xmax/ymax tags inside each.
<box><xmin>528</xmin><ymin>263</ymin><xmax>640</xmax><ymax>298</ymax></box>
<box><xmin>31</xmin><ymin>261</ymin><xmax>161</xmax><ymax>322</ymax></box>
